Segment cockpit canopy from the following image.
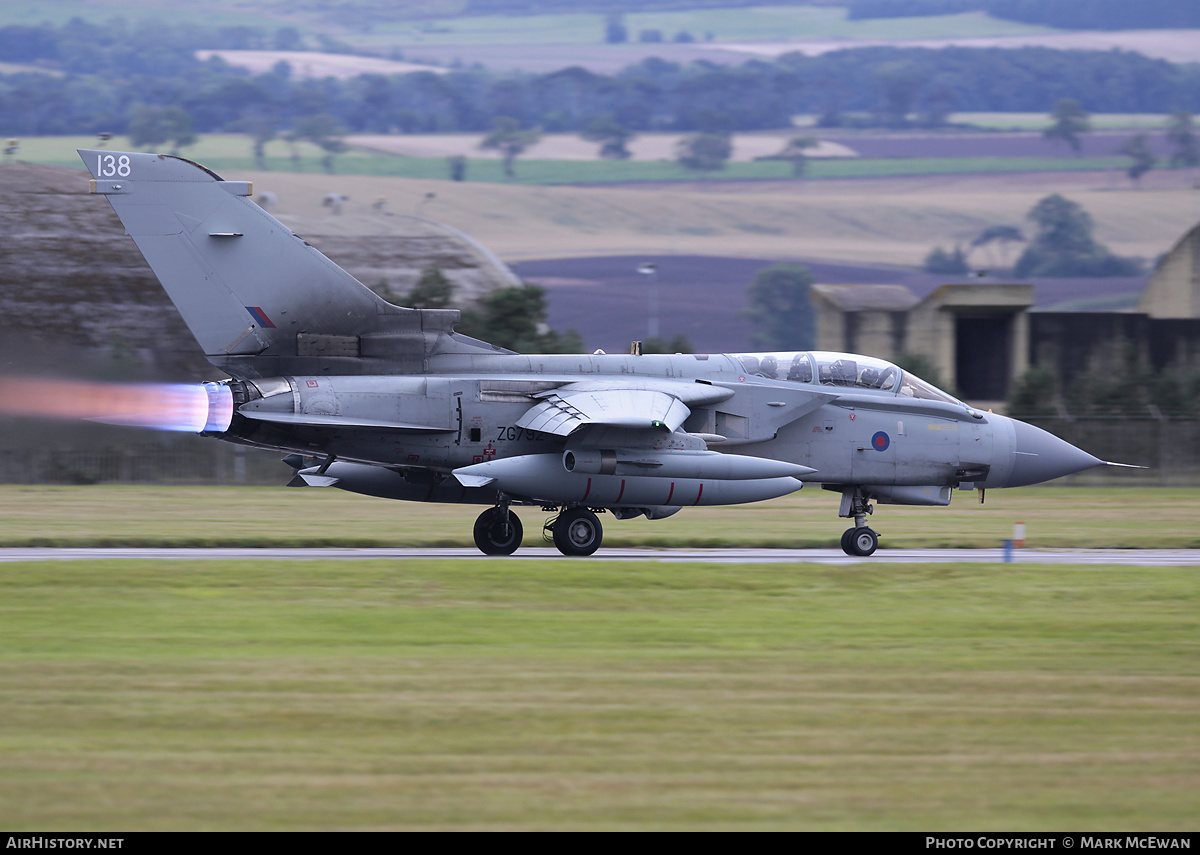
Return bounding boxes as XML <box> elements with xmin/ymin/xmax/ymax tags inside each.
<box><xmin>734</xmin><ymin>351</ymin><xmax>961</xmax><ymax>405</ymax></box>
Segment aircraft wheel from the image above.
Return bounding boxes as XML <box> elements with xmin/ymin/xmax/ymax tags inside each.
<box><xmin>840</xmin><ymin>528</ymin><xmax>856</xmax><ymax>555</ymax></box>
<box><xmin>846</xmin><ymin>526</ymin><xmax>878</xmax><ymax>557</ymax></box>
<box><xmin>473</xmin><ymin>507</ymin><xmax>523</xmax><ymax>556</ymax></box>
<box><xmin>553</xmin><ymin>508</ymin><xmax>603</xmax><ymax>556</ymax></box>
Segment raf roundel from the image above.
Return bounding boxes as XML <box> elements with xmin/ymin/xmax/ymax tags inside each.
<box><xmin>871</xmin><ymin>431</ymin><xmax>891</xmax><ymax>452</ymax></box>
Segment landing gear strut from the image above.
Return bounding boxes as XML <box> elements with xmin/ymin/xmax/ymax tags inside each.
<box><xmin>839</xmin><ymin>488</ymin><xmax>879</xmax><ymax>557</ymax></box>
<box><xmin>550</xmin><ymin>507</ymin><xmax>603</xmax><ymax>556</ymax></box>
<box><xmin>473</xmin><ymin>505</ymin><xmax>523</xmax><ymax>555</ymax></box>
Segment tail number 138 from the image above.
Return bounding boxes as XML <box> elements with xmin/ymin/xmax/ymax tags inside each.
<box><xmin>97</xmin><ymin>154</ymin><xmax>131</xmax><ymax>178</ymax></box>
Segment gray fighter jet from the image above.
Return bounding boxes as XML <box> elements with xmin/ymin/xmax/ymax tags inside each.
<box><xmin>79</xmin><ymin>149</ymin><xmax>1109</xmax><ymax>557</ymax></box>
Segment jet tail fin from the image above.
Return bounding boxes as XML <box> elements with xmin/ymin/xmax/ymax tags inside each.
<box><xmin>79</xmin><ymin>150</ymin><xmax>489</xmax><ymax>375</ymax></box>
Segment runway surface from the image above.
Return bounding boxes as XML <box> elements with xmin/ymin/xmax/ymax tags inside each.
<box><xmin>1</xmin><ymin>547</ymin><xmax>1197</xmax><ymax>565</ymax></box>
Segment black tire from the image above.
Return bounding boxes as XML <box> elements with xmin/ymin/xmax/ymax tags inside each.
<box><xmin>552</xmin><ymin>508</ymin><xmax>603</xmax><ymax>556</ymax></box>
<box><xmin>848</xmin><ymin>526</ymin><xmax>878</xmax><ymax>557</ymax></box>
<box><xmin>473</xmin><ymin>507</ymin><xmax>523</xmax><ymax>556</ymax></box>
<box><xmin>840</xmin><ymin>527</ymin><xmax>856</xmax><ymax>555</ymax></box>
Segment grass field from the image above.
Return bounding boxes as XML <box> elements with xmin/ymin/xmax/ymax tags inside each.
<box><xmin>0</xmin><ymin>555</ymin><xmax>1196</xmax><ymax>829</ymax></box>
<box><xmin>0</xmin><ymin>485</ymin><xmax>1197</xmax><ymax>548</ymax></box>
<box><xmin>0</xmin><ymin>0</ymin><xmax>296</xmax><ymax>29</ymax></box>
<box><xmin>950</xmin><ymin>113</ymin><xmax>1183</xmax><ymax>132</ymax></box>
<box><xmin>24</xmin><ymin>134</ymin><xmax>1133</xmax><ymax>183</ymax></box>
<box><xmin>14</xmin><ymin>133</ymin><xmax>1194</xmax><ymax>271</ymax></box>
<box><xmin>363</xmin><ymin>8</ymin><xmax>1053</xmax><ymax>47</ymax></box>
<box><xmin>0</xmin><ymin>3</ymin><xmax>1053</xmax><ymax>44</ymax></box>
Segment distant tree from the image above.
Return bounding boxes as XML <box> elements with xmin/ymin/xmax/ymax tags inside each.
<box><xmin>1014</xmin><ymin>194</ymin><xmax>1141</xmax><ymax>277</ymax></box>
<box><xmin>273</xmin><ymin>27</ymin><xmax>302</xmax><ymax>51</ymax></box>
<box><xmin>1150</xmin><ymin>365</ymin><xmax>1200</xmax><ymax>419</ymax></box>
<box><xmin>970</xmin><ymin>224</ymin><xmax>1026</xmax><ymax>269</ymax></box>
<box><xmin>1166</xmin><ymin>111</ymin><xmax>1200</xmax><ymax>170</ymax></box>
<box><xmin>580</xmin><ymin>115</ymin><xmax>635</xmax><ymax>160</ymax></box>
<box><xmin>763</xmin><ymin>135</ymin><xmax>819</xmax><ymax>178</ymax></box>
<box><xmin>1006</xmin><ymin>365</ymin><xmax>1060</xmax><ymax>420</ymax></box>
<box><xmin>231</xmin><ymin>115</ymin><xmax>275</xmax><ymax>170</ymax></box>
<box><xmin>480</xmin><ymin>116</ymin><xmax>541</xmax><ymax>179</ymax></box>
<box><xmin>642</xmin><ymin>333</ymin><xmax>694</xmax><ymax>355</ymax></box>
<box><xmin>128</xmin><ymin>105</ymin><xmax>195</xmax><ymax>155</ymax></box>
<box><xmin>915</xmin><ymin>81</ymin><xmax>955</xmax><ymax>128</ymax></box>
<box><xmin>742</xmin><ymin>263</ymin><xmax>815</xmax><ymax>351</ymax></box>
<box><xmin>447</xmin><ymin>154</ymin><xmax>467</xmax><ymax>181</ymax></box>
<box><xmin>407</xmin><ymin>268</ymin><xmax>455</xmax><ymax>309</ymax></box>
<box><xmin>1118</xmin><ymin>133</ymin><xmax>1156</xmax><ymax>187</ymax></box>
<box><xmin>1043</xmin><ymin>98</ymin><xmax>1090</xmax><ymax>155</ymax></box>
<box><xmin>923</xmin><ymin>245</ymin><xmax>970</xmax><ymax>274</ymax></box>
<box><xmin>894</xmin><ymin>352</ymin><xmax>954</xmax><ymax>398</ymax></box>
<box><xmin>284</xmin><ymin>130</ymin><xmax>302</xmax><ymax>171</ymax></box>
<box><xmin>291</xmin><ymin>113</ymin><xmax>347</xmax><ymax>174</ymax></box>
<box><xmin>457</xmin><ymin>283</ymin><xmax>583</xmax><ymax>354</ymax></box>
<box><xmin>672</xmin><ymin>31</ymin><xmax>695</xmax><ymax>43</ymax></box>
<box><xmin>676</xmin><ymin>132</ymin><xmax>732</xmax><ymax>171</ymax></box>
<box><xmin>1026</xmin><ymin>194</ymin><xmax>1094</xmax><ymax>254</ymax></box>
<box><xmin>875</xmin><ymin>61</ymin><xmax>925</xmax><ymax>128</ymax></box>
<box><xmin>1062</xmin><ymin>340</ymin><xmax>1153</xmax><ymax>418</ymax></box>
<box><xmin>814</xmin><ymin>75</ymin><xmax>849</xmax><ymax>129</ymax></box>
<box><xmin>639</xmin><ymin>29</ymin><xmax>664</xmax><ymax>43</ymax></box>
<box><xmin>604</xmin><ymin>13</ymin><xmax>627</xmax><ymax>44</ymax></box>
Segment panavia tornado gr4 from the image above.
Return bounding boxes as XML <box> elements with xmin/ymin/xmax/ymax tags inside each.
<box><xmin>80</xmin><ymin>149</ymin><xmax>1112</xmax><ymax>557</ymax></box>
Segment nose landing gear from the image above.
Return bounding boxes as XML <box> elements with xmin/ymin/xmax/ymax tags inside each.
<box><xmin>841</xmin><ymin>525</ymin><xmax>878</xmax><ymax>557</ymax></box>
<box><xmin>839</xmin><ymin>487</ymin><xmax>879</xmax><ymax>556</ymax></box>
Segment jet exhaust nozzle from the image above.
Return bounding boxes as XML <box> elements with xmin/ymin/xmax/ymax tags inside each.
<box><xmin>0</xmin><ymin>376</ymin><xmax>234</xmax><ymax>434</ymax></box>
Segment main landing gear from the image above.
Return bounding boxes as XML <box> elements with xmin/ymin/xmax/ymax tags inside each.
<box><xmin>472</xmin><ymin>504</ymin><xmax>605</xmax><ymax>557</ymax></box>
<box><xmin>473</xmin><ymin>506</ymin><xmax>523</xmax><ymax>555</ymax></box>
<box><xmin>548</xmin><ymin>507</ymin><xmax>603</xmax><ymax>557</ymax></box>
<box><xmin>839</xmin><ymin>488</ymin><xmax>879</xmax><ymax>557</ymax></box>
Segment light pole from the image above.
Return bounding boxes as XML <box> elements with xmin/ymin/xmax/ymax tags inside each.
<box><xmin>637</xmin><ymin>262</ymin><xmax>658</xmax><ymax>340</ymax></box>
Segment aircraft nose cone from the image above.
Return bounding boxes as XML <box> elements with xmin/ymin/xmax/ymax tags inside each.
<box><xmin>1007</xmin><ymin>419</ymin><xmax>1103</xmax><ymax>487</ymax></box>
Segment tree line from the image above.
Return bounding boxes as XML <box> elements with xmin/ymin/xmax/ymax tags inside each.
<box><xmin>461</xmin><ymin>0</ymin><xmax>1200</xmax><ymax>29</ymax></box>
<box><xmin>848</xmin><ymin>0</ymin><xmax>1200</xmax><ymax>29</ymax></box>
<box><xmin>924</xmin><ymin>189</ymin><xmax>1160</xmax><ymax>279</ymax></box>
<box><xmin>2</xmin><ymin>19</ymin><xmax>1200</xmax><ymax>138</ymax></box>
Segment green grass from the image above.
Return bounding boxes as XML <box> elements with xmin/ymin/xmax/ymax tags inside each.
<box><xmin>15</xmin><ymin>134</ymin><xmax>1132</xmax><ymax>185</ymax></box>
<box><xmin>0</xmin><ymin>2</ymin><xmax>1056</xmax><ymax>45</ymax></box>
<box><xmin>0</xmin><ymin>485</ymin><xmax>1196</xmax><ymax>548</ymax></box>
<box><xmin>0</xmin><ymin>0</ymin><xmax>299</xmax><ymax>29</ymax></box>
<box><xmin>362</xmin><ymin>8</ymin><xmax>1054</xmax><ymax>48</ymax></box>
<box><xmin>0</xmin><ymin>557</ymin><xmax>1195</xmax><ymax>829</ymax></box>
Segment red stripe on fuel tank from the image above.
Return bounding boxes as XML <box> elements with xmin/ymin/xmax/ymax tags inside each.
<box><xmin>665</xmin><ymin>481</ymin><xmax>675</xmax><ymax>504</ymax></box>
<box><xmin>582</xmin><ymin>477</ymin><xmax>592</xmax><ymax>502</ymax></box>
<box><xmin>616</xmin><ymin>479</ymin><xmax>626</xmax><ymax>502</ymax></box>
<box><xmin>693</xmin><ymin>482</ymin><xmax>704</xmax><ymax>506</ymax></box>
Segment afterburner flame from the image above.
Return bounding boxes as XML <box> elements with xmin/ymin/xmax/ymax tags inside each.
<box><xmin>0</xmin><ymin>377</ymin><xmax>233</xmax><ymax>433</ymax></box>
